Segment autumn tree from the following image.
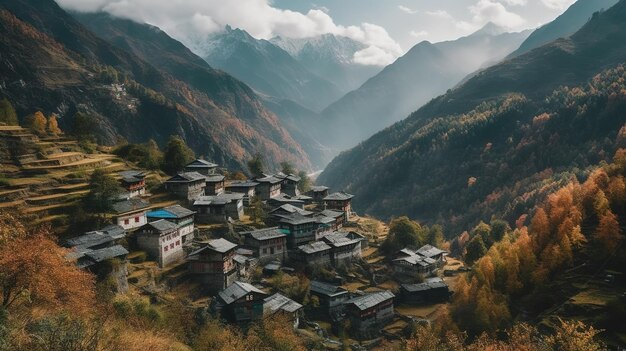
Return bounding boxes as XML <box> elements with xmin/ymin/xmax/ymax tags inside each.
<box><xmin>46</xmin><ymin>114</ymin><xmax>62</xmax><ymax>135</ymax></box>
<box><xmin>0</xmin><ymin>98</ymin><xmax>18</xmax><ymax>125</ymax></box>
<box><xmin>0</xmin><ymin>211</ymin><xmax>26</xmax><ymax>245</ymax></box>
<box><xmin>247</xmin><ymin>153</ymin><xmax>265</xmax><ymax>178</ymax></box>
<box><xmin>0</xmin><ymin>232</ymin><xmax>95</xmax><ymax>312</ymax></box>
<box><xmin>545</xmin><ymin>319</ymin><xmax>605</xmax><ymax>351</ymax></box>
<box><xmin>24</xmin><ymin>111</ymin><xmax>47</xmax><ymax>135</ymax></box>
<box><xmin>297</xmin><ymin>170</ymin><xmax>310</xmax><ymax>193</ymax></box>
<box><xmin>595</xmin><ymin>211</ymin><xmax>622</xmax><ymax>254</ymax></box>
<box><xmin>162</xmin><ymin>135</ymin><xmax>195</xmax><ymax>174</ymax></box>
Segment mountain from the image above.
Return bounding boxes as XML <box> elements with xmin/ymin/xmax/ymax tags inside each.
<box><xmin>316</xmin><ymin>24</ymin><xmax>531</xmax><ymax>152</ymax></box>
<box><xmin>271</xmin><ymin>34</ymin><xmax>382</xmax><ymax>93</ymax></box>
<box><xmin>197</xmin><ymin>26</ymin><xmax>343</xmax><ymax>112</ymax></box>
<box><xmin>0</xmin><ymin>0</ymin><xmax>311</xmax><ymax>171</ymax></box>
<box><xmin>318</xmin><ymin>0</ymin><xmax>626</xmax><ymax>234</ymax></box>
<box><xmin>509</xmin><ymin>0</ymin><xmax>618</xmax><ymax>58</ymax></box>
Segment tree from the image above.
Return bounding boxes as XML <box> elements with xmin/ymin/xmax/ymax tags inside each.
<box><xmin>24</xmin><ymin>111</ymin><xmax>47</xmax><ymax>135</ymax></box>
<box><xmin>247</xmin><ymin>153</ymin><xmax>265</xmax><ymax>178</ymax></box>
<box><xmin>297</xmin><ymin>170</ymin><xmax>310</xmax><ymax>193</ymax></box>
<box><xmin>280</xmin><ymin>161</ymin><xmax>295</xmax><ymax>175</ymax></box>
<box><xmin>46</xmin><ymin>114</ymin><xmax>62</xmax><ymax>135</ymax></box>
<box><xmin>465</xmin><ymin>235</ymin><xmax>487</xmax><ymax>265</ymax></box>
<box><xmin>84</xmin><ymin>169</ymin><xmax>120</xmax><ymax>215</ymax></box>
<box><xmin>0</xmin><ymin>98</ymin><xmax>18</xmax><ymax>125</ymax></box>
<box><xmin>380</xmin><ymin>217</ymin><xmax>424</xmax><ymax>254</ymax></box>
<box><xmin>0</xmin><ymin>211</ymin><xmax>26</xmax><ymax>245</ymax></box>
<box><xmin>490</xmin><ymin>219</ymin><xmax>510</xmax><ymax>242</ymax></box>
<box><xmin>545</xmin><ymin>318</ymin><xmax>605</xmax><ymax>351</ymax></box>
<box><xmin>471</xmin><ymin>221</ymin><xmax>493</xmax><ymax>248</ymax></box>
<box><xmin>427</xmin><ymin>224</ymin><xmax>445</xmax><ymax>247</ymax></box>
<box><xmin>595</xmin><ymin>211</ymin><xmax>622</xmax><ymax>254</ymax></box>
<box><xmin>162</xmin><ymin>135</ymin><xmax>195</xmax><ymax>175</ymax></box>
<box><xmin>70</xmin><ymin>112</ymin><xmax>97</xmax><ymax>141</ymax></box>
<box><xmin>114</xmin><ymin>140</ymin><xmax>163</xmax><ymax>170</ymax></box>
<box><xmin>250</xmin><ymin>196</ymin><xmax>266</xmax><ymax>225</ymax></box>
<box><xmin>0</xmin><ymin>232</ymin><xmax>95</xmax><ymax>312</ymax></box>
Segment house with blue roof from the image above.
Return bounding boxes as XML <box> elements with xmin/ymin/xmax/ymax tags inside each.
<box><xmin>147</xmin><ymin>205</ymin><xmax>196</xmax><ymax>244</ymax></box>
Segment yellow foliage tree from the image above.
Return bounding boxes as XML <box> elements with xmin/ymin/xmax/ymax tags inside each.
<box><xmin>24</xmin><ymin>111</ymin><xmax>47</xmax><ymax>135</ymax></box>
<box><xmin>46</xmin><ymin>114</ymin><xmax>62</xmax><ymax>135</ymax></box>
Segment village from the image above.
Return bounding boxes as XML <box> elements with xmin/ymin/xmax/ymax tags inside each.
<box><xmin>0</xmin><ymin>125</ymin><xmax>465</xmax><ymax>348</ymax></box>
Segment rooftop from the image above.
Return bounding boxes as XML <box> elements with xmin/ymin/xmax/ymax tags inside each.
<box><xmin>401</xmin><ymin>277</ymin><xmax>449</xmax><ymax>293</ymax></box>
<box><xmin>206</xmin><ymin>175</ymin><xmax>226</xmax><ymax>182</ymax></box>
<box><xmin>276</xmin><ymin>212</ymin><xmax>318</xmax><ymax>226</ymax></box>
<box><xmin>323</xmin><ymin>231</ymin><xmax>361</xmax><ymax>247</ymax></box>
<box><xmin>310</xmin><ymin>280</ymin><xmax>347</xmax><ymax>297</ymax></box>
<box><xmin>269</xmin><ymin>204</ymin><xmax>313</xmax><ymax>216</ymax></box>
<box><xmin>298</xmin><ymin>241</ymin><xmax>332</xmax><ymax>254</ymax></box>
<box><xmin>243</xmin><ymin>227</ymin><xmax>287</xmax><ymax>241</ymax></box>
<box><xmin>264</xmin><ymin>293</ymin><xmax>303</xmax><ymax>314</ymax></box>
<box><xmin>143</xmin><ymin>219</ymin><xmax>178</xmax><ymax>233</ymax></box>
<box><xmin>309</xmin><ymin>185</ymin><xmax>329</xmax><ymax>192</ymax></box>
<box><xmin>255</xmin><ymin>175</ymin><xmax>282</xmax><ymax>184</ymax></box>
<box><xmin>185</xmin><ymin>159</ymin><xmax>218</xmax><ymax>168</ymax></box>
<box><xmin>147</xmin><ymin>204</ymin><xmax>195</xmax><ymax>219</ymax></box>
<box><xmin>218</xmin><ymin>281</ymin><xmax>266</xmax><ymax>305</ymax></box>
<box><xmin>166</xmin><ymin>172</ymin><xmax>206</xmax><ymax>183</ymax></box>
<box><xmin>416</xmin><ymin>244</ymin><xmax>447</xmax><ymax>258</ymax></box>
<box><xmin>65</xmin><ymin>224</ymin><xmax>126</xmax><ymax>248</ymax></box>
<box><xmin>194</xmin><ymin>193</ymin><xmax>244</xmax><ymax>206</ymax></box>
<box><xmin>207</xmin><ymin>238</ymin><xmax>237</xmax><ymax>253</ymax></box>
<box><xmin>226</xmin><ymin>180</ymin><xmax>259</xmax><ymax>188</ymax></box>
<box><xmin>111</xmin><ymin>198</ymin><xmax>150</xmax><ymax>214</ymax></box>
<box><xmin>324</xmin><ymin>192</ymin><xmax>354</xmax><ymax>201</ymax></box>
<box><xmin>344</xmin><ymin>291</ymin><xmax>395</xmax><ymax>311</ymax></box>
<box><xmin>319</xmin><ymin>209</ymin><xmax>344</xmax><ymax>218</ymax></box>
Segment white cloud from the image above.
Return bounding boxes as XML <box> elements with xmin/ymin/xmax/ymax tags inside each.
<box><xmin>502</xmin><ymin>0</ymin><xmax>527</xmax><ymax>5</ymax></box>
<box><xmin>469</xmin><ymin>0</ymin><xmax>525</xmax><ymax>29</ymax></box>
<box><xmin>540</xmin><ymin>0</ymin><xmax>575</xmax><ymax>10</ymax></box>
<box><xmin>410</xmin><ymin>30</ymin><xmax>428</xmax><ymax>38</ymax></box>
<box><xmin>425</xmin><ymin>10</ymin><xmax>453</xmax><ymax>20</ymax></box>
<box><xmin>398</xmin><ymin>5</ymin><xmax>418</xmax><ymax>14</ymax></box>
<box><xmin>55</xmin><ymin>0</ymin><xmax>403</xmax><ymax>66</ymax></box>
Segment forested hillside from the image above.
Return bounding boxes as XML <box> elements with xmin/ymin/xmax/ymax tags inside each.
<box><xmin>318</xmin><ymin>0</ymin><xmax>626</xmax><ymax>234</ymax></box>
<box><xmin>0</xmin><ymin>0</ymin><xmax>311</xmax><ymax>171</ymax></box>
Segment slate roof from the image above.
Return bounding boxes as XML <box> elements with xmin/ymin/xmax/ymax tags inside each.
<box><xmin>323</xmin><ymin>231</ymin><xmax>361</xmax><ymax>247</ymax></box>
<box><xmin>309</xmin><ymin>186</ymin><xmax>329</xmax><ymax>192</ymax></box>
<box><xmin>256</xmin><ymin>175</ymin><xmax>282</xmax><ymax>184</ymax></box>
<box><xmin>268</xmin><ymin>193</ymin><xmax>304</xmax><ymax>204</ymax></box>
<box><xmin>416</xmin><ymin>244</ymin><xmax>446</xmax><ymax>258</ymax></box>
<box><xmin>118</xmin><ymin>170</ymin><xmax>146</xmax><ymax>179</ymax></box>
<box><xmin>277</xmin><ymin>212</ymin><xmax>318</xmax><ymax>226</ymax></box>
<box><xmin>143</xmin><ymin>219</ymin><xmax>178</xmax><ymax>233</ymax></box>
<box><xmin>243</xmin><ymin>227</ymin><xmax>287</xmax><ymax>241</ymax></box>
<box><xmin>226</xmin><ymin>180</ymin><xmax>259</xmax><ymax>188</ymax></box>
<box><xmin>270</xmin><ymin>204</ymin><xmax>313</xmax><ymax>216</ymax></box>
<box><xmin>185</xmin><ymin>159</ymin><xmax>218</xmax><ymax>168</ymax></box>
<box><xmin>319</xmin><ymin>209</ymin><xmax>344</xmax><ymax>218</ymax></box>
<box><xmin>194</xmin><ymin>193</ymin><xmax>244</xmax><ymax>206</ymax></box>
<box><xmin>401</xmin><ymin>277</ymin><xmax>448</xmax><ymax>293</ymax></box>
<box><xmin>324</xmin><ymin>192</ymin><xmax>354</xmax><ymax>201</ymax></box>
<box><xmin>298</xmin><ymin>241</ymin><xmax>332</xmax><ymax>254</ymax></box>
<box><xmin>166</xmin><ymin>172</ymin><xmax>206</xmax><ymax>183</ymax></box>
<box><xmin>310</xmin><ymin>281</ymin><xmax>347</xmax><ymax>297</ymax></box>
<box><xmin>206</xmin><ymin>175</ymin><xmax>225</xmax><ymax>182</ymax></box>
<box><xmin>344</xmin><ymin>291</ymin><xmax>395</xmax><ymax>311</ymax></box>
<box><xmin>264</xmin><ymin>293</ymin><xmax>303</xmax><ymax>314</ymax></box>
<box><xmin>274</xmin><ymin>173</ymin><xmax>301</xmax><ymax>183</ymax></box>
<box><xmin>65</xmin><ymin>224</ymin><xmax>126</xmax><ymax>248</ymax></box>
<box><xmin>393</xmin><ymin>255</ymin><xmax>435</xmax><ymax>267</ymax></box>
<box><xmin>84</xmin><ymin>245</ymin><xmax>129</xmax><ymax>263</ymax></box>
<box><xmin>208</xmin><ymin>238</ymin><xmax>237</xmax><ymax>253</ymax></box>
<box><xmin>218</xmin><ymin>281</ymin><xmax>266</xmax><ymax>305</ymax></box>
<box><xmin>112</xmin><ymin>198</ymin><xmax>150</xmax><ymax>214</ymax></box>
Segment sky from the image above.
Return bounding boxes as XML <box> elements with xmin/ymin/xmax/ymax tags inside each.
<box><xmin>56</xmin><ymin>0</ymin><xmax>576</xmax><ymax>66</ymax></box>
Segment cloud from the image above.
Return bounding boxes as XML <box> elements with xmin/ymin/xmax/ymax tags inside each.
<box><xmin>425</xmin><ymin>10</ymin><xmax>453</xmax><ymax>20</ymax></box>
<box><xmin>55</xmin><ymin>0</ymin><xmax>403</xmax><ymax>66</ymax></box>
<box><xmin>410</xmin><ymin>30</ymin><xmax>428</xmax><ymax>38</ymax></box>
<box><xmin>540</xmin><ymin>0</ymin><xmax>575</xmax><ymax>10</ymax></box>
<box><xmin>502</xmin><ymin>0</ymin><xmax>527</xmax><ymax>5</ymax></box>
<box><xmin>398</xmin><ymin>5</ymin><xmax>418</xmax><ymax>14</ymax></box>
<box><xmin>469</xmin><ymin>0</ymin><xmax>525</xmax><ymax>29</ymax></box>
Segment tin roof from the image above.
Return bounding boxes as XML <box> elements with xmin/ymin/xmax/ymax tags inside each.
<box><xmin>185</xmin><ymin>159</ymin><xmax>218</xmax><ymax>168</ymax></box>
<box><xmin>194</xmin><ymin>193</ymin><xmax>244</xmax><ymax>206</ymax></box>
<box><xmin>401</xmin><ymin>277</ymin><xmax>448</xmax><ymax>293</ymax></box>
<box><xmin>218</xmin><ymin>281</ymin><xmax>266</xmax><ymax>305</ymax></box>
<box><xmin>324</xmin><ymin>192</ymin><xmax>354</xmax><ymax>201</ymax></box>
<box><xmin>344</xmin><ymin>291</ymin><xmax>394</xmax><ymax>311</ymax></box>
<box><xmin>111</xmin><ymin>198</ymin><xmax>150</xmax><ymax>214</ymax></box>
<box><xmin>310</xmin><ymin>281</ymin><xmax>347</xmax><ymax>297</ymax></box>
<box><xmin>264</xmin><ymin>293</ymin><xmax>303</xmax><ymax>314</ymax></box>
<box><xmin>298</xmin><ymin>241</ymin><xmax>332</xmax><ymax>254</ymax></box>
<box><xmin>243</xmin><ymin>227</ymin><xmax>287</xmax><ymax>241</ymax></box>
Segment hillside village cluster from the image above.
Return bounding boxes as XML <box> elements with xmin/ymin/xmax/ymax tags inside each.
<box><xmin>62</xmin><ymin>159</ymin><xmax>451</xmax><ymax>339</ymax></box>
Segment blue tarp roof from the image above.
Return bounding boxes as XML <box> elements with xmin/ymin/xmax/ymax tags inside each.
<box><xmin>146</xmin><ymin>209</ymin><xmax>177</xmax><ymax>219</ymax></box>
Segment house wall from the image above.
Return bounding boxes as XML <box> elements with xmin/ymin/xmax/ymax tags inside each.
<box><xmin>206</xmin><ymin>182</ymin><xmax>225</xmax><ymax>196</ymax></box>
<box><xmin>246</xmin><ymin>237</ymin><xmax>287</xmax><ymax>263</ymax></box>
<box><xmin>116</xmin><ymin>211</ymin><xmax>147</xmax><ymax>231</ymax></box>
<box><xmin>257</xmin><ymin>183</ymin><xmax>281</xmax><ymax>200</ymax></box>
<box><xmin>166</xmin><ymin>181</ymin><xmax>205</xmax><ymax>201</ymax></box>
<box><xmin>332</xmin><ymin>242</ymin><xmax>361</xmax><ymax>266</ymax></box>
<box><xmin>349</xmin><ymin>300</ymin><xmax>394</xmax><ymax>336</ymax></box>
<box><xmin>137</xmin><ymin>229</ymin><xmax>184</xmax><ymax>267</ymax></box>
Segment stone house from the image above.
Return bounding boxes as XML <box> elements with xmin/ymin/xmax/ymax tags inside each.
<box><xmin>275</xmin><ymin>173</ymin><xmax>300</xmax><ymax>197</ymax></box>
<box><xmin>310</xmin><ymin>280</ymin><xmax>349</xmax><ymax>316</ymax></box>
<box><xmin>111</xmin><ymin>198</ymin><xmax>150</xmax><ymax>231</ymax></box>
<box><xmin>225</xmin><ymin>180</ymin><xmax>259</xmax><ymax>205</ymax></box>
<box><xmin>344</xmin><ymin>291</ymin><xmax>395</xmax><ymax>338</ymax></box>
<box><xmin>193</xmin><ymin>193</ymin><xmax>244</xmax><ymax>224</ymax></box>
<box><xmin>392</xmin><ymin>245</ymin><xmax>447</xmax><ymax>278</ymax></box>
<box><xmin>324</xmin><ymin>192</ymin><xmax>355</xmax><ymax>222</ymax></box>
<box><xmin>297</xmin><ymin>241</ymin><xmax>332</xmax><ymax>266</ymax></box>
<box><xmin>318</xmin><ymin>209</ymin><xmax>345</xmax><ymax>230</ymax></box>
<box><xmin>215</xmin><ymin>281</ymin><xmax>267</xmax><ymax>324</ymax></box>
<box><xmin>399</xmin><ymin>277</ymin><xmax>450</xmax><ymax>304</ymax></box>
<box><xmin>307</xmin><ymin>186</ymin><xmax>329</xmax><ymax>203</ymax></box>
<box><xmin>184</xmin><ymin>159</ymin><xmax>218</xmax><ymax>176</ymax></box>
<box><xmin>205</xmin><ymin>174</ymin><xmax>225</xmax><ymax>196</ymax></box>
<box><xmin>263</xmin><ymin>293</ymin><xmax>303</xmax><ymax>328</ymax></box>
<box><xmin>322</xmin><ymin>231</ymin><xmax>362</xmax><ymax>266</ymax></box>
<box><xmin>188</xmin><ymin>238</ymin><xmax>238</xmax><ymax>293</ymax></box>
<box><xmin>164</xmin><ymin>172</ymin><xmax>206</xmax><ymax>201</ymax></box>
<box><xmin>136</xmin><ymin>219</ymin><xmax>184</xmax><ymax>267</ymax></box>
<box><xmin>277</xmin><ymin>212</ymin><xmax>330</xmax><ymax>248</ymax></box>
<box><xmin>146</xmin><ymin>205</ymin><xmax>196</xmax><ymax>244</ymax></box>
<box><xmin>118</xmin><ymin>170</ymin><xmax>146</xmax><ymax>198</ymax></box>
<box><xmin>255</xmin><ymin>175</ymin><xmax>282</xmax><ymax>200</ymax></box>
<box><xmin>241</xmin><ymin>227</ymin><xmax>287</xmax><ymax>263</ymax></box>
<box><xmin>267</xmin><ymin>193</ymin><xmax>305</xmax><ymax>209</ymax></box>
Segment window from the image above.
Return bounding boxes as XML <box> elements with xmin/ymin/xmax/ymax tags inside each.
<box><xmin>164</xmin><ymin>246</ymin><xmax>168</xmax><ymax>252</ymax></box>
<box><xmin>176</xmin><ymin>240</ymin><xmax>180</xmax><ymax>246</ymax></box>
<box><xmin>170</xmin><ymin>243</ymin><xmax>175</xmax><ymax>249</ymax></box>
<box><xmin>262</xmin><ymin>248</ymin><xmax>267</xmax><ymax>254</ymax></box>
<box><xmin>135</xmin><ymin>217</ymin><xmax>140</xmax><ymax>223</ymax></box>
<box><xmin>124</xmin><ymin>219</ymin><xmax>129</xmax><ymax>225</ymax></box>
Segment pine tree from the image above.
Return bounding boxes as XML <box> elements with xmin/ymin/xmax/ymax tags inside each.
<box><xmin>0</xmin><ymin>98</ymin><xmax>18</xmax><ymax>125</ymax></box>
